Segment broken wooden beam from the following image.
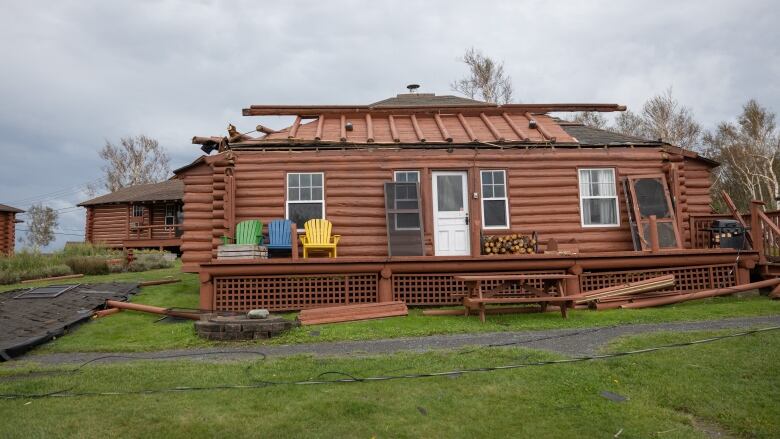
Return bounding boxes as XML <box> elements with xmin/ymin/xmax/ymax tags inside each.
<box><xmin>575</xmin><ymin>274</ymin><xmax>675</xmax><ymax>304</ymax></box>
<box><xmin>21</xmin><ymin>273</ymin><xmax>84</xmax><ymax>284</ymax></box>
<box><xmin>105</xmin><ymin>300</ymin><xmax>201</xmax><ymax>320</ymax></box>
<box><xmin>139</xmin><ymin>278</ymin><xmax>182</xmax><ymax>287</ymax></box>
<box><xmin>620</xmin><ymin>278</ymin><xmax>780</xmax><ymax>309</ymax></box>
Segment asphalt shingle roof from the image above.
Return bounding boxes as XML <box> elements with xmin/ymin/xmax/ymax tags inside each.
<box><xmin>78</xmin><ymin>180</ymin><xmax>183</xmax><ymax>206</ymax></box>
<box><xmin>0</xmin><ymin>203</ymin><xmax>23</xmax><ymax>213</ymax></box>
<box><xmin>370</xmin><ymin>93</ymin><xmax>488</xmax><ymax>107</ymax></box>
<box><xmin>559</xmin><ymin>123</ymin><xmax>662</xmax><ymax>145</ymax></box>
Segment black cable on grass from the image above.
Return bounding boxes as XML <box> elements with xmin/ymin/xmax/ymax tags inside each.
<box><xmin>1</xmin><ymin>326</ymin><xmax>778</xmax><ymax>400</ymax></box>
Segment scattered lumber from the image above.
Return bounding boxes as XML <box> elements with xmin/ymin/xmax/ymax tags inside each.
<box><xmin>423</xmin><ymin>306</ymin><xmax>560</xmax><ymax>317</ymax></box>
<box><xmin>298</xmin><ymin>301</ymin><xmax>408</xmax><ymax>325</ymax></box>
<box><xmin>21</xmin><ymin>273</ymin><xmax>84</xmax><ymax>284</ymax></box>
<box><xmin>482</xmin><ymin>233</ymin><xmax>537</xmax><ymax>255</ymax></box>
<box><xmin>575</xmin><ymin>275</ymin><xmax>675</xmax><ymax>305</ymax></box>
<box><xmin>620</xmin><ymin>278</ymin><xmax>780</xmax><ymax>309</ymax></box>
<box><xmin>105</xmin><ymin>300</ymin><xmax>201</xmax><ymax>320</ymax></box>
<box><xmin>94</xmin><ymin>308</ymin><xmax>122</xmax><ymax>318</ymax></box>
<box><xmin>139</xmin><ymin>278</ymin><xmax>181</xmax><ymax>287</ymax></box>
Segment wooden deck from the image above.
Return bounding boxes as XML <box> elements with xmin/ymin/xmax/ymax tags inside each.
<box><xmin>196</xmin><ymin>248</ymin><xmax>757</xmax><ymax>312</ymax></box>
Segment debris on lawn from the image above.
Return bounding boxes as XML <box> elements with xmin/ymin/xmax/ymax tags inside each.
<box><xmin>0</xmin><ymin>282</ymin><xmax>138</xmax><ymax>360</ymax></box>
<box><xmin>298</xmin><ymin>301</ymin><xmax>408</xmax><ymax>325</ymax></box>
<box><xmin>20</xmin><ymin>273</ymin><xmax>85</xmax><ymax>284</ymax></box>
<box><xmin>105</xmin><ymin>299</ymin><xmax>201</xmax><ymax>320</ymax></box>
<box><xmin>138</xmin><ymin>277</ymin><xmax>181</xmax><ymax>287</ymax></box>
<box><xmin>93</xmin><ymin>307</ymin><xmax>122</xmax><ymax>318</ymax></box>
<box><xmin>618</xmin><ymin>278</ymin><xmax>780</xmax><ymax>309</ymax></box>
<box><xmin>575</xmin><ymin>275</ymin><xmax>676</xmax><ymax>307</ymax></box>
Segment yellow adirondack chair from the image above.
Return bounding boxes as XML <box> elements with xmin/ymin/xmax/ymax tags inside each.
<box><xmin>300</xmin><ymin>219</ymin><xmax>340</xmax><ymax>258</ymax></box>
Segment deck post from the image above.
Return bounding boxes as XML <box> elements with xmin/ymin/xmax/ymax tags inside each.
<box><xmin>199</xmin><ymin>271</ymin><xmax>214</xmax><ymax>311</ymax></box>
<box><xmin>378</xmin><ymin>265</ymin><xmax>393</xmax><ymax>302</ymax></box>
<box><xmin>737</xmin><ymin>259</ymin><xmax>754</xmax><ymax>285</ymax></box>
<box><xmin>565</xmin><ymin>264</ymin><xmax>582</xmax><ymax>297</ymax></box>
<box><xmin>750</xmin><ymin>201</ymin><xmax>766</xmax><ymax>266</ymax></box>
<box><xmin>291</xmin><ymin>222</ymin><xmax>299</xmax><ymax>260</ymax></box>
<box><xmin>649</xmin><ymin>215</ymin><xmax>660</xmax><ymax>253</ymax></box>
<box><xmin>471</xmin><ymin>217</ymin><xmax>482</xmax><ymax>258</ymax></box>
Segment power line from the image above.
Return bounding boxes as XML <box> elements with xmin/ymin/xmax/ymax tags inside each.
<box><xmin>11</xmin><ymin>177</ymin><xmax>106</xmax><ymax>208</ymax></box>
<box><xmin>16</xmin><ymin>228</ymin><xmax>84</xmax><ymax>237</ymax></box>
<box><xmin>0</xmin><ymin>326</ymin><xmax>776</xmax><ymax>400</ymax></box>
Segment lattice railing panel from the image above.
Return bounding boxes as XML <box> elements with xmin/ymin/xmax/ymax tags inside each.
<box><xmin>214</xmin><ymin>273</ymin><xmax>378</xmax><ymax>311</ymax></box>
<box><xmin>579</xmin><ymin>264</ymin><xmax>736</xmax><ymax>294</ymax></box>
<box><xmin>392</xmin><ymin>271</ymin><xmax>566</xmax><ymax>306</ymax></box>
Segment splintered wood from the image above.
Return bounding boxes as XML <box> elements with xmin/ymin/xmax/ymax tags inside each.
<box><xmin>576</xmin><ymin>275</ymin><xmax>676</xmax><ymax>307</ymax></box>
<box><xmin>482</xmin><ymin>233</ymin><xmax>537</xmax><ymax>255</ymax></box>
<box><xmin>298</xmin><ymin>301</ymin><xmax>408</xmax><ymax>325</ymax></box>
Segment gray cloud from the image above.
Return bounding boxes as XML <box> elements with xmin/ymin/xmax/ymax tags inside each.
<box><xmin>1</xmin><ymin>0</ymin><xmax>778</xmax><ymax>249</ymax></box>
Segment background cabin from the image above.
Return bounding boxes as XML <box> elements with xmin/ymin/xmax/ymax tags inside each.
<box><xmin>178</xmin><ymin>93</ymin><xmax>760</xmax><ymax>312</ymax></box>
<box><xmin>79</xmin><ymin>180</ymin><xmax>184</xmax><ymax>252</ymax></box>
<box><xmin>0</xmin><ymin>203</ymin><xmax>23</xmax><ymax>255</ymax></box>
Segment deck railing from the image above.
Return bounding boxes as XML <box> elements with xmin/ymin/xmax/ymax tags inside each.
<box><xmin>127</xmin><ymin>223</ymin><xmax>182</xmax><ymax>241</ymax></box>
<box><xmin>750</xmin><ymin>203</ymin><xmax>780</xmax><ymax>264</ymax></box>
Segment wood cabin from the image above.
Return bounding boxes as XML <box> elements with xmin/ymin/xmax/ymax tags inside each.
<box><xmin>0</xmin><ymin>203</ymin><xmax>23</xmax><ymax>256</ymax></box>
<box><xmin>179</xmin><ymin>92</ymin><xmax>767</xmax><ymax>312</ymax></box>
<box><xmin>78</xmin><ymin>180</ymin><xmax>184</xmax><ymax>252</ymax></box>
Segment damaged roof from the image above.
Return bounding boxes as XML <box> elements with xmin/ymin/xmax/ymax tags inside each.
<box><xmin>0</xmin><ymin>203</ymin><xmax>24</xmax><ymax>213</ymax></box>
<box><xmin>78</xmin><ymin>180</ymin><xmax>184</xmax><ymax>206</ymax></box>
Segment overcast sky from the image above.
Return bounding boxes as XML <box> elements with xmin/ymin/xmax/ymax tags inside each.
<box><xmin>1</xmin><ymin>0</ymin><xmax>778</xmax><ymax>250</ymax></box>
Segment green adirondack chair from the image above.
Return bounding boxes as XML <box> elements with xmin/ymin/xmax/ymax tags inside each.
<box><xmin>223</xmin><ymin>219</ymin><xmax>264</xmax><ymax>245</ymax></box>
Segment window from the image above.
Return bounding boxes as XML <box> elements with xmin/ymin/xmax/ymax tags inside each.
<box><xmin>286</xmin><ymin>172</ymin><xmax>325</xmax><ymax>230</ymax></box>
<box><xmin>165</xmin><ymin>204</ymin><xmax>177</xmax><ymax>226</ymax></box>
<box><xmin>132</xmin><ymin>205</ymin><xmax>144</xmax><ymax>218</ymax></box>
<box><xmin>578</xmin><ymin>168</ymin><xmax>619</xmax><ymax>227</ymax></box>
<box><xmin>480</xmin><ymin>170</ymin><xmax>509</xmax><ymax>228</ymax></box>
<box><xmin>393</xmin><ymin>171</ymin><xmax>420</xmax><ymax>230</ymax></box>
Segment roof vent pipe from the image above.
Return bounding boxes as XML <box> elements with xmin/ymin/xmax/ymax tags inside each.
<box><xmin>406</xmin><ymin>84</ymin><xmax>420</xmax><ymax>93</ymax></box>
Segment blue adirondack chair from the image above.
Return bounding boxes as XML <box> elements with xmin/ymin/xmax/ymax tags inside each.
<box><xmin>266</xmin><ymin>219</ymin><xmax>293</xmax><ymax>253</ymax></box>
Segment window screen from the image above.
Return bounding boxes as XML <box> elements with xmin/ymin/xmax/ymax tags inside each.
<box><xmin>286</xmin><ymin>172</ymin><xmax>325</xmax><ymax>230</ymax></box>
<box><xmin>393</xmin><ymin>171</ymin><xmax>421</xmax><ymax>230</ymax></box>
<box><xmin>384</xmin><ymin>182</ymin><xmax>424</xmax><ymax>256</ymax></box>
<box><xmin>626</xmin><ymin>175</ymin><xmax>681</xmax><ymax>250</ymax></box>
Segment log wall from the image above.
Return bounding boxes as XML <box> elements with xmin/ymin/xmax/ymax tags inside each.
<box><xmin>0</xmin><ymin>212</ymin><xmax>17</xmax><ymax>255</ymax></box>
<box><xmin>85</xmin><ymin>204</ymin><xmax>128</xmax><ymax>247</ymax></box>
<box><xmin>177</xmin><ymin>147</ymin><xmax>715</xmax><ymax>272</ymax></box>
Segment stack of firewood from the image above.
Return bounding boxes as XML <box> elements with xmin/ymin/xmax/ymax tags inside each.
<box><xmin>482</xmin><ymin>233</ymin><xmax>537</xmax><ymax>255</ymax></box>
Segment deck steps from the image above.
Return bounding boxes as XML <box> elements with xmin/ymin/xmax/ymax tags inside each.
<box><xmin>298</xmin><ymin>301</ymin><xmax>408</xmax><ymax>325</ymax></box>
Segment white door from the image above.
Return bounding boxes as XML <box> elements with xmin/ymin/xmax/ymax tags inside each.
<box><xmin>432</xmin><ymin>171</ymin><xmax>470</xmax><ymax>256</ymax></box>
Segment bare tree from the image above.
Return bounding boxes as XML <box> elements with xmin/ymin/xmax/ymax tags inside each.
<box><xmin>704</xmin><ymin>99</ymin><xmax>780</xmax><ymax>211</ymax></box>
<box><xmin>613</xmin><ymin>110</ymin><xmax>645</xmax><ymax>138</ymax></box>
<box><xmin>611</xmin><ymin>88</ymin><xmax>702</xmax><ymax>150</ymax></box>
<box><xmin>96</xmin><ymin>135</ymin><xmax>171</xmax><ymax>193</ymax></box>
<box><xmin>571</xmin><ymin>112</ymin><xmax>608</xmax><ymax>129</ymax></box>
<box><xmin>451</xmin><ymin>48</ymin><xmax>514</xmax><ymax>104</ymax></box>
<box><xmin>25</xmin><ymin>204</ymin><xmax>58</xmax><ymax>250</ymax></box>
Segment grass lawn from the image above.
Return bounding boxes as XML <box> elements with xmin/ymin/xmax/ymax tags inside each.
<box><xmin>3</xmin><ymin>265</ymin><xmax>778</xmax><ymax>353</ymax></box>
<box><xmin>1</xmin><ymin>329</ymin><xmax>778</xmax><ymax>438</ymax></box>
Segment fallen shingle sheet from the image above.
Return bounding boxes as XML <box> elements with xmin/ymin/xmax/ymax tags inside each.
<box><xmin>0</xmin><ymin>282</ymin><xmax>138</xmax><ymax>360</ymax></box>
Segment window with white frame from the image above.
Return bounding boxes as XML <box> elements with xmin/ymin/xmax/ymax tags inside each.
<box><xmin>578</xmin><ymin>168</ymin><xmax>619</xmax><ymax>226</ymax></box>
<box><xmin>286</xmin><ymin>172</ymin><xmax>324</xmax><ymax>230</ymax></box>
<box><xmin>165</xmin><ymin>204</ymin><xmax>177</xmax><ymax>226</ymax></box>
<box><xmin>132</xmin><ymin>205</ymin><xmax>144</xmax><ymax>218</ymax></box>
<box><xmin>480</xmin><ymin>170</ymin><xmax>509</xmax><ymax>228</ymax></box>
<box><xmin>393</xmin><ymin>171</ymin><xmax>420</xmax><ymax>230</ymax></box>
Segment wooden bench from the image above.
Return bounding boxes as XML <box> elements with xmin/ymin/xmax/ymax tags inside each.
<box><xmin>453</xmin><ymin>274</ymin><xmax>578</xmax><ymax>323</ymax></box>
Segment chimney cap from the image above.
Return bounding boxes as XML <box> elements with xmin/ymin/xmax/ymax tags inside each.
<box><xmin>406</xmin><ymin>84</ymin><xmax>420</xmax><ymax>93</ymax></box>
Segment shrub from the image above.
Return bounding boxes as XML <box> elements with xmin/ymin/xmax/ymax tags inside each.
<box><xmin>64</xmin><ymin>256</ymin><xmax>110</xmax><ymax>275</ymax></box>
<box><xmin>127</xmin><ymin>251</ymin><xmax>173</xmax><ymax>272</ymax></box>
<box><xmin>62</xmin><ymin>242</ymin><xmax>121</xmax><ymax>258</ymax></box>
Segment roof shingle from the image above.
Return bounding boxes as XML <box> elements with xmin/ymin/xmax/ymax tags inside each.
<box><xmin>78</xmin><ymin>180</ymin><xmax>183</xmax><ymax>206</ymax></box>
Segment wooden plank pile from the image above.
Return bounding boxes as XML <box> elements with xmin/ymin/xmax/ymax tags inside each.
<box><xmin>217</xmin><ymin>244</ymin><xmax>268</xmax><ymax>260</ymax></box>
<box><xmin>482</xmin><ymin>233</ymin><xmax>537</xmax><ymax>255</ymax></box>
<box><xmin>575</xmin><ymin>275</ymin><xmax>676</xmax><ymax>310</ymax></box>
<box><xmin>298</xmin><ymin>301</ymin><xmax>408</xmax><ymax>325</ymax></box>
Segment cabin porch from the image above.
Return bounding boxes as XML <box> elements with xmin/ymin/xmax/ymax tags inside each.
<box><xmin>196</xmin><ymin>248</ymin><xmax>757</xmax><ymax>312</ymax></box>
